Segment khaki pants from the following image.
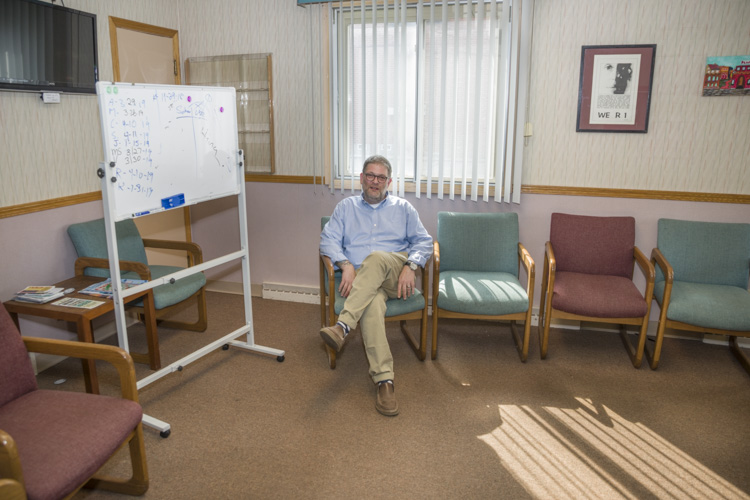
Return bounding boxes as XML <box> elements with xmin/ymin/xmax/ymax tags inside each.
<box><xmin>338</xmin><ymin>251</ymin><xmax>408</xmax><ymax>384</ymax></box>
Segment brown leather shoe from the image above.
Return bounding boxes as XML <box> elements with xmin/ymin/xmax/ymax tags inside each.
<box><xmin>376</xmin><ymin>380</ymin><xmax>399</xmax><ymax>416</ymax></box>
<box><xmin>320</xmin><ymin>324</ymin><xmax>348</xmax><ymax>352</ymax></box>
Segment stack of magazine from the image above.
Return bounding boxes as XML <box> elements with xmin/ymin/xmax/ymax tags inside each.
<box><xmin>79</xmin><ymin>278</ymin><xmax>148</xmax><ymax>298</ymax></box>
<box><xmin>13</xmin><ymin>286</ymin><xmax>65</xmax><ymax>304</ymax></box>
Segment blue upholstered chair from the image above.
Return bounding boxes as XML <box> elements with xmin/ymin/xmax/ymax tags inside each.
<box><xmin>650</xmin><ymin>219</ymin><xmax>750</xmax><ymax>372</ymax></box>
<box><xmin>538</xmin><ymin>213</ymin><xmax>654</xmax><ymax>368</ymax></box>
<box><xmin>67</xmin><ymin>219</ymin><xmax>208</xmax><ymax>336</ymax></box>
<box><xmin>319</xmin><ymin>217</ymin><xmax>430</xmax><ymax>369</ymax></box>
<box><xmin>0</xmin><ymin>300</ymin><xmax>148</xmax><ymax>499</ymax></box>
<box><xmin>432</xmin><ymin>212</ymin><xmax>534</xmax><ymax>362</ymax></box>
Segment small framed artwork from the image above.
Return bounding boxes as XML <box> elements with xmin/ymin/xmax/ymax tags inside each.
<box><xmin>702</xmin><ymin>55</ymin><xmax>750</xmax><ymax>96</ymax></box>
<box><xmin>576</xmin><ymin>44</ymin><xmax>656</xmax><ymax>133</ymax></box>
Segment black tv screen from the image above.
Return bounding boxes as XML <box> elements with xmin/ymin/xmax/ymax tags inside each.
<box><xmin>0</xmin><ymin>0</ymin><xmax>98</xmax><ymax>94</ymax></box>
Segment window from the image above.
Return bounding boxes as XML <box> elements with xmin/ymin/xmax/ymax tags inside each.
<box><xmin>329</xmin><ymin>0</ymin><xmax>532</xmax><ymax>203</ymax></box>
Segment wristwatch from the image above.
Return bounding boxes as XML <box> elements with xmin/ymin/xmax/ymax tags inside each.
<box><xmin>404</xmin><ymin>260</ymin><xmax>419</xmax><ymax>271</ymax></box>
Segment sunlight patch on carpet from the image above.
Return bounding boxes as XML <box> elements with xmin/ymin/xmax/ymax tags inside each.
<box><xmin>478</xmin><ymin>400</ymin><xmax>749</xmax><ymax>499</ymax></box>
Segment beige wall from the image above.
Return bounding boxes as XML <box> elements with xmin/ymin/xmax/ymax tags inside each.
<box><xmin>524</xmin><ymin>0</ymin><xmax>750</xmax><ymax>193</ymax></box>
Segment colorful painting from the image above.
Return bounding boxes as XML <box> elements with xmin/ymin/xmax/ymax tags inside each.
<box><xmin>703</xmin><ymin>55</ymin><xmax>750</xmax><ymax>96</ymax></box>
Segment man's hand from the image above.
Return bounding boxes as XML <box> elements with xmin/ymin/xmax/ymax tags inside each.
<box><xmin>337</xmin><ymin>261</ymin><xmax>356</xmax><ymax>298</ymax></box>
<box><xmin>398</xmin><ymin>265</ymin><xmax>417</xmax><ymax>299</ymax></box>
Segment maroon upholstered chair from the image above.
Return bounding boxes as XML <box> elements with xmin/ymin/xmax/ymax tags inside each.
<box><xmin>0</xmin><ymin>301</ymin><xmax>148</xmax><ymax>500</ymax></box>
<box><xmin>538</xmin><ymin>213</ymin><xmax>655</xmax><ymax>367</ymax></box>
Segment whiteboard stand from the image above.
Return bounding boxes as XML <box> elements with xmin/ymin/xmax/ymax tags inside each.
<box><xmin>96</xmin><ymin>82</ymin><xmax>284</xmax><ymax>437</ymax></box>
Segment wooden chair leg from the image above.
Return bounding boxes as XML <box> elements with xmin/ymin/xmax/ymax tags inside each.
<box><xmin>509</xmin><ymin>320</ymin><xmax>529</xmax><ymax>363</ymax></box>
<box><xmin>431</xmin><ymin>309</ymin><xmax>439</xmax><ymax>360</ymax></box>
<box><xmin>399</xmin><ymin>320</ymin><xmax>426</xmax><ymax>361</ymax></box>
<box><xmin>618</xmin><ymin>323</ymin><xmax>646</xmax><ymax>369</ymax></box>
<box><xmin>156</xmin><ymin>289</ymin><xmax>208</xmax><ymax>332</ymax></box>
<box><xmin>644</xmin><ymin>316</ymin><xmax>667</xmax><ymax>370</ymax></box>
<box><xmin>84</xmin><ymin>425</ymin><xmax>149</xmax><ymax>495</ymax></box>
<box><xmin>729</xmin><ymin>336</ymin><xmax>750</xmax><ymax>377</ymax></box>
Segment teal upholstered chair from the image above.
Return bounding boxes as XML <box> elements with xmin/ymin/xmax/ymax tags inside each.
<box><xmin>67</xmin><ymin>218</ymin><xmax>208</xmax><ymax>335</ymax></box>
<box><xmin>319</xmin><ymin>217</ymin><xmax>430</xmax><ymax>369</ymax></box>
<box><xmin>538</xmin><ymin>213</ymin><xmax>654</xmax><ymax>368</ymax></box>
<box><xmin>650</xmin><ymin>219</ymin><xmax>750</xmax><ymax>373</ymax></box>
<box><xmin>432</xmin><ymin>212</ymin><xmax>534</xmax><ymax>362</ymax></box>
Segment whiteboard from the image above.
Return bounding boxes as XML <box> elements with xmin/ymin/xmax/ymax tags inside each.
<box><xmin>96</xmin><ymin>81</ymin><xmax>241</xmax><ymax>221</ymax></box>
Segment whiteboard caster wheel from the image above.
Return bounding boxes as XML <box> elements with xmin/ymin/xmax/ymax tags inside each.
<box><xmin>160</xmin><ymin>429</ymin><xmax>171</xmax><ymax>439</ymax></box>
<box><xmin>222</xmin><ymin>344</ymin><xmax>229</xmax><ymax>350</ymax></box>
<box><xmin>276</xmin><ymin>355</ymin><xmax>285</xmax><ymax>362</ymax></box>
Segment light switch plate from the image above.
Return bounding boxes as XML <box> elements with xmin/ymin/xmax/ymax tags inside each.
<box><xmin>42</xmin><ymin>92</ymin><xmax>61</xmax><ymax>103</ymax></box>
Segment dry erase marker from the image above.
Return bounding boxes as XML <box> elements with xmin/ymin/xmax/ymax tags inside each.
<box><xmin>134</xmin><ymin>210</ymin><xmax>150</xmax><ymax>217</ymax></box>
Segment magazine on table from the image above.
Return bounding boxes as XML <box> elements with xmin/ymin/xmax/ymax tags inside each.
<box><xmin>13</xmin><ymin>286</ymin><xmax>65</xmax><ymax>304</ymax></box>
<box><xmin>52</xmin><ymin>297</ymin><xmax>105</xmax><ymax>309</ymax></box>
<box><xmin>79</xmin><ymin>278</ymin><xmax>148</xmax><ymax>299</ymax></box>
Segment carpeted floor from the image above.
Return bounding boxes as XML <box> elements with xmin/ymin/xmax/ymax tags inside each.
<box><xmin>35</xmin><ymin>292</ymin><xmax>750</xmax><ymax>499</ymax></box>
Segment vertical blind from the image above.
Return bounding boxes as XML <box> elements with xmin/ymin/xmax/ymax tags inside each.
<box><xmin>327</xmin><ymin>0</ymin><xmax>533</xmax><ymax>203</ymax></box>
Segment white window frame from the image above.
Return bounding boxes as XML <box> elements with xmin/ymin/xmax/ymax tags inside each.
<box><xmin>328</xmin><ymin>0</ymin><xmax>533</xmax><ymax>203</ymax></box>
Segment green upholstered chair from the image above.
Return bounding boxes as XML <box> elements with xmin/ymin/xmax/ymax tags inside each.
<box><xmin>650</xmin><ymin>219</ymin><xmax>750</xmax><ymax>373</ymax></box>
<box><xmin>538</xmin><ymin>213</ymin><xmax>654</xmax><ymax>368</ymax></box>
<box><xmin>67</xmin><ymin>218</ymin><xmax>208</xmax><ymax>335</ymax></box>
<box><xmin>319</xmin><ymin>217</ymin><xmax>430</xmax><ymax>369</ymax></box>
<box><xmin>0</xmin><ymin>300</ymin><xmax>148</xmax><ymax>499</ymax></box>
<box><xmin>432</xmin><ymin>212</ymin><xmax>534</xmax><ymax>362</ymax></box>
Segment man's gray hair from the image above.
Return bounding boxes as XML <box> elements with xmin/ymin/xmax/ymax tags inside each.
<box><xmin>362</xmin><ymin>155</ymin><xmax>392</xmax><ymax>178</ymax></box>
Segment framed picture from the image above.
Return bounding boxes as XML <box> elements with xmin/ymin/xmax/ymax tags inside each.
<box><xmin>576</xmin><ymin>44</ymin><xmax>656</xmax><ymax>133</ymax></box>
<box><xmin>702</xmin><ymin>55</ymin><xmax>750</xmax><ymax>96</ymax></box>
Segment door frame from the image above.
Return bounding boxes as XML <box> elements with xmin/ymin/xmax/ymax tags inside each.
<box><xmin>108</xmin><ymin>17</ymin><xmax>192</xmax><ymax>243</ymax></box>
<box><xmin>109</xmin><ymin>17</ymin><xmax>181</xmax><ymax>84</ymax></box>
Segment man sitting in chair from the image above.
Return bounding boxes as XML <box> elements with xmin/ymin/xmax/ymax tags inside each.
<box><xmin>319</xmin><ymin>155</ymin><xmax>432</xmax><ymax>416</ymax></box>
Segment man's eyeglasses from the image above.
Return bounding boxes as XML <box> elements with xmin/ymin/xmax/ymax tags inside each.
<box><xmin>363</xmin><ymin>172</ymin><xmax>389</xmax><ymax>183</ymax></box>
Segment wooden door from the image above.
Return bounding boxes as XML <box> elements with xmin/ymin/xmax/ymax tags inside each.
<box><xmin>109</xmin><ymin>17</ymin><xmax>191</xmax><ymax>267</ymax></box>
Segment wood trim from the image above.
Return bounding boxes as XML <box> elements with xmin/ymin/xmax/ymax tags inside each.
<box><xmin>245</xmin><ymin>174</ymin><xmax>325</xmax><ymax>184</ymax></box>
<box><xmin>521</xmin><ymin>185</ymin><xmax>750</xmax><ymax>204</ymax></box>
<box><xmin>0</xmin><ymin>192</ymin><xmax>102</xmax><ymax>219</ymax></box>
<box><xmin>267</xmin><ymin>55</ymin><xmax>276</xmax><ymax>174</ymax></box>
<box><xmin>3</xmin><ymin>182</ymin><xmax>748</xmax><ymax>219</ymax></box>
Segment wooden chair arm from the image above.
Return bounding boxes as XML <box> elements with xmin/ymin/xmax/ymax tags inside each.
<box><xmin>650</xmin><ymin>247</ymin><xmax>673</xmax><ymax>283</ymax></box>
<box><xmin>320</xmin><ymin>254</ymin><xmax>335</xmax><ymax>282</ymax></box>
<box><xmin>22</xmin><ymin>337</ymin><xmax>139</xmax><ymax>403</ymax></box>
<box><xmin>0</xmin><ymin>430</ymin><xmax>25</xmax><ymax>495</ymax></box>
<box><xmin>420</xmin><ymin>255</ymin><xmax>432</xmax><ymax>292</ymax></box>
<box><xmin>518</xmin><ymin>243</ymin><xmax>535</xmax><ymax>297</ymax></box>
<box><xmin>320</xmin><ymin>254</ymin><xmax>335</xmax><ymax>274</ymax></box>
<box><xmin>142</xmin><ymin>239</ymin><xmax>204</xmax><ymax>266</ymax></box>
<box><xmin>74</xmin><ymin>257</ymin><xmax>151</xmax><ymax>280</ymax></box>
<box><xmin>633</xmin><ymin>246</ymin><xmax>655</xmax><ymax>302</ymax></box>
<box><xmin>0</xmin><ymin>477</ymin><xmax>25</xmax><ymax>500</ymax></box>
<box><xmin>431</xmin><ymin>242</ymin><xmax>441</xmax><ymax>306</ymax></box>
<box><xmin>544</xmin><ymin>241</ymin><xmax>556</xmax><ymax>277</ymax></box>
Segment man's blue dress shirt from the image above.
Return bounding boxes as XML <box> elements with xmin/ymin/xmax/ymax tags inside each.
<box><xmin>320</xmin><ymin>193</ymin><xmax>433</xmax><ymax>269</ymax></box>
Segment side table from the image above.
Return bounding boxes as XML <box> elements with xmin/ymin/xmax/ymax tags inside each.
<box><xmin>4</xmin><ymin>275</ymin><xmax>159</xmax><ymax>394</ymax></box>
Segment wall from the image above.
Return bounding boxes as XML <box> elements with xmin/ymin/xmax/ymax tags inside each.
<box><xmin>0</xmin><ymin>0</ymin><xmax>182</xmax><ymax>208</ymax></box>
<box><xmin>2</xmin><ymin>0</ymin><xmax>749</xmax><ymax>344</ymax></box>
<box><xmin>524</xmin><ymin>0</ymin><xmax>750</xmax><ymax>193</ymax></box>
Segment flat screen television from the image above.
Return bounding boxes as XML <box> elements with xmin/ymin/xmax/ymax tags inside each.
<box><xmin>0</xmin><ymin>0</ymin><xmax>98</xmax><ymax>94</ymax></box>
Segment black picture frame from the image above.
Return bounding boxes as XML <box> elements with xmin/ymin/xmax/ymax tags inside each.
<box><xmin>576</xmin><ymin>44</ymin><xmax>656</xmax><ymax>133</ymax></box>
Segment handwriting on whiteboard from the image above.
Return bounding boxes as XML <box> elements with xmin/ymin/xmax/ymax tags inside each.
<box><xmin>105</xmin><ymin>90</ymin><xmax>231</xmax><ymax>202</ymax></box>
